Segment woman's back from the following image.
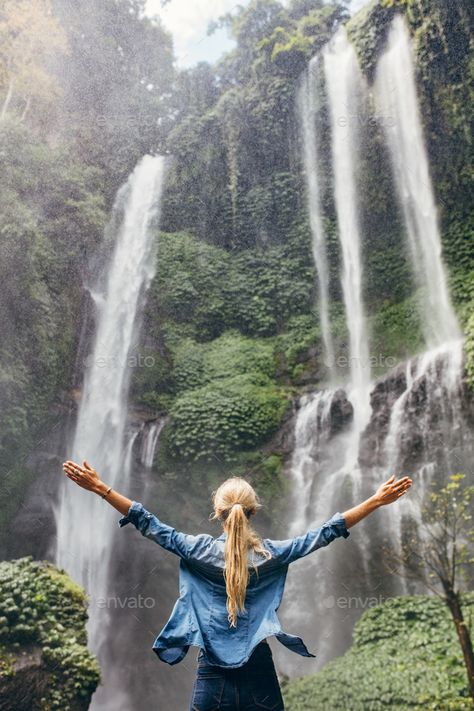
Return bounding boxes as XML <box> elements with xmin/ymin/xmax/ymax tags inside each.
<box><xmin>119</xmin><ymin>499</ymin><xmax>350</xmax><ymax>667</ymax></box>
<box><xmin>63</xmin><ymin>457</ymin><xmax>411</xmax><ymax>709</ymax></box>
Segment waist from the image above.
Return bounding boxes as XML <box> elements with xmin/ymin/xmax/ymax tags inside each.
<box><xmin>198</xmin><ymin>639</ymin><xmax>271</xmax><ymax>667</ymax></box>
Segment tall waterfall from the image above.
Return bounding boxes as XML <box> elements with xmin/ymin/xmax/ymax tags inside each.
<box><xmin>282</xmin><ymin>33</ymin><xmax>375</xmax><ymax>671</ymax></box>
<box><xmin>297</xmin><ymin>56</ymin><xmax>335</xmax><ymax>378</ymax></box>
<box><xmin>323</xmin><ymin>29</ymin><xmax>372</xmax><ymax>441</ymax></box>
<box><xmin>287</xmin><ymin>391</ymin><xmax>337</xmax><ymax>536</ymax></box>
<box><xmin>54</xmin><ymin>155</ymin><xmax>166</xmax><ymax>658</ymax></box>
<box><xmin>374</xmin><ymin>15</ymin><xmax>461</xmax><ymax>348</ymax></box>
<box><xmin>369</xmin><ymin>15</ymin><xmax>465</xmax><ymax>581</ymax></box>
<box><xmin>281</xmin><ymin>16</ymin><xmax>469</xmax><ymax>676</ymax></box>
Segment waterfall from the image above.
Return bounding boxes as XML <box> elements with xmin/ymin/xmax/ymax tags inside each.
<box><xmin>297</xmin><ymin>57</ymin><xmax>335</xmax><ymax>378</ymax></box>
<box><xmin>287</xmin><ymin>391</ymin><xmax>336</xmax><ymax>536</ymax></box>
<box><xmin>140</xmin><ymin>419</ymin><xmax>165</xmax><ymax>469</ymax></box>
<box><xmin>385</xmin><ymin>340</ymin><xmax>464</xmax><ymax>478</ymax></box>
<box><xmin>281</xmin><ymin>34</ymin><xmax>376</xmax><ymax>672</ymax></box>
<box><xmin>372</xmin><ymin>13</ymin><xmax>465</xmax><ymax>591</ymax></box>
<box><xmin>282</xmin><ymin>16</ymin><xmax>469</xmax><ymax>676</ymax></box>
<box><xmin>374</xmin><ymin>14</ymin><xmax>461</xmax><ymax>348</ymax></box>
<box><xmin>381</xmin><ymin>339</ymin><xmax>465</xmax><ymax>589</ymax></box>
<box><xmin>323</xmin><ymin>29</ymin><xmax>372</xmax><ymax>438</ymax></box>
<box><xmin>53</xmin><ymin>155</ymin><xmax>166</xmax><ymax>660</ymax></box>
<box><xmin>281</xmin><ymin>388</ymin><xmax>366</xmax><ymax>674</ymax></box>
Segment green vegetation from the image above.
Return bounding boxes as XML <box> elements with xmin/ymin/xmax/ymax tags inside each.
<box><xmin>0</xmin><ymin>0</ymin><xmax>471</xmax><ymax>510</ymax></box>
<box><xmin>168</xmin><ymin>373</ymin><xmax>289</xmax><ymax>462</ymax></box>
<box><xmin>161</xmin><ymin>0</ymin><xmax>350</xmax><ymax>249</ymax></box>
<box><xmin>131</xmin><ymin>230</ymin><xmax>314</xmax><ymax>463</ymax></box>
<box><xmin>0</xmin><ymin>121</ymin><xmax>107</xmax><ymax>532</ymax></box>
<box><xmin>0</xmin><ymin>0</ymin><xmax>473</xmax><ymax>706</ymax></box>
<box><xmin>465</xmin><ymin>311</ymin><xmax>474</xmax><ymax>390</ymax></box>
<box><xmin>147</xmin><ymin>230</ymin><xmax>315</xmax><ymax>341</ymax></box>
<box><xmin>369</xmin><ymin>295</ymin><xmax>425</xmax><ymax>372</ymax></box>
<box><xmin>133</xmin><ymin>318</ymin><xmax>292</xmax><ymax>463</ymax></box>
<box><xmin>282</xmin><ymin>593</ymin><xmax>474</xmax><ymax>710</ymax></box>
<box><xmin>0</xmin><ymin>557</ymin><xmax>100</xmax><ymax>710</ymax></box>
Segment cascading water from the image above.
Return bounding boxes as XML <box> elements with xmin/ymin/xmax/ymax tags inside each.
<box><xmin>290</xmin><ymin>29</ymin><xmax>373</xmax><ymax>538</ymax></box>
<box><xmin>280</xmin><ymin>31</ymin><xmax>376</xmax><ymax>673</ymax></box>
<box><xmin>140</xmin><ymin>419</ymin><xmax>165</xmax><ymax>469</ymax></box>
<box><xmin>369</xmin><ymin>14</ymin><xmax>465</xmax><ymax>589</ymax></box>
<box><xmin>297</xmin><ymin>57</ymin><xmax>335</xmax><ymax>378</ymax></box>
<box><xmin>323</xmin><ymin>29</ymin><xmax>372</xmax><ymax>435</ymax></box>
<box><xmin>380</xmin><ymin>340</ymin><xmax>466</xmax><ymax>592</ymax></box>
<box><xmin>280</xmin><ymin>17</ymin><xmax>471</xmax><ymax>676</ymax></box>
<box><xmin>289</xmin><ymin>29</ymin><xmax>373</xmax><ymax>527</ymax></box>
<box><xmin>53</xmin><ymin>154</ymin><xmax>166</xmax><ymax>667</ymax></box>
<box><xmin>280</xmin><ymin>387</ymin><xmax>368</xmax><ymax>672</ymax></box>
<box><xmin>374</xmin><ymin>14</ymin><xmax>462</xmax><ymax>348</ymax></box>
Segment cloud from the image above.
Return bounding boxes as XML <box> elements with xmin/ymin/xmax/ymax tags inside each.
<box><xmin>145</xmin><ymin>0</ymin><xmax>242</xmax><ymax>67</ymax></box>
<box><xmin>145</xmin><ymin>0</ymin><xmax>372</xmax><ymax>67</ymax></box>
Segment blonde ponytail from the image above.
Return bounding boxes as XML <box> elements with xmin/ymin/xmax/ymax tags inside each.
<box><xmin>210</xmin><ymin>477</ymin><xmax>272</xmax><ymax>627</ymax></box>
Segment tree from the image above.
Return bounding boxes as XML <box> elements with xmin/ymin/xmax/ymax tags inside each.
<box><xmin>164</xmin><ymin>0</ymin><xmax>349</xmax><ymax>248</ymax></box>
<box><xmin>51</xmin><ymin>0</ymin><xmax>175</xmax><ymax>195</ymax></box>
<box><xmin>384</xmin><ymin>473</ymin><xmax>474</xmax><ymax>701</ymax></box>
<box><xmin>0</xmin><ymin>0</ymin><xmax>67</xmax><ymax>121</ymax></box>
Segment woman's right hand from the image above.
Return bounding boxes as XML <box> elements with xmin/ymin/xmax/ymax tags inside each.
<box><xmin>374</xmin><ymin>474</ymin><xmax>412</xmax><ymax>506</ymax></box>
<box><xmin>62</xmin><ymin>459</ymin><xmax>102</xmax><ymax>494</ymax></box>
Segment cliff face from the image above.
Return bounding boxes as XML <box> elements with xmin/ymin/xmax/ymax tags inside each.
<box><xmin>284</xmin><ymin>345</ymin><xmax>474</xmax><ymax>483</ymax></box>
<box><xmin>358</xmin><ymin>347</ymin><xmax>474</xmax><ymax>477</ymax></box>
<box><xmin>0</xmin><ymin>557</ymin><xmax>100</xmax><ymax>711</ymax></box>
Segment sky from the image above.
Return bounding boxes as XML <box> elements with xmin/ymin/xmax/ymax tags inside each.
<box><xmin>145</xmin><ymin>0</ymin><xmax>240</xmax><ymax>67</ymax></box>
<box><xmin>145</xmin><ymin>0</ymin><xmax>370</xmax><ymax>68</ymax></box>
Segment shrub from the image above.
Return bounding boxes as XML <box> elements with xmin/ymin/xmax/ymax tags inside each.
<box><xmin>167</xmin><ymin>374</ymin><xmax>289</xmax><ymax>462</ymax></box>
<box><xmin>173</xmin><ymin>330</ymin><xmax>277</xmax><ymax>392</ymax></box>
<box><xmin>282</xmin><ymin>593</ymin><xmax>474</xmax><ymax>710</ymax></box>
<box><xmin>0</xmin><ymin>557</ymin><xmax>100</xmax><ymax>709</ymax></box>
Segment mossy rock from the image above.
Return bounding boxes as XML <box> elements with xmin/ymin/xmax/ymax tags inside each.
<box><xmin>0</xmin><ymin>557</ymin><xmax>100</xmax><ymax>711</ymax></box>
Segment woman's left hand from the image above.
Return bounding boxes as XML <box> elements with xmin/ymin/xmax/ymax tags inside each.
<box><xmin>62</xmin><ymin>459</ymin><xmax>101</xmax><ymax>493</ymax></box>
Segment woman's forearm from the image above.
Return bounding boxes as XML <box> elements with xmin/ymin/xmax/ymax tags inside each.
<box><xmin>342</xmin><ymin>494</ymin><xmax>381</xmax><ymax>529</ymax></box>
<box><xmin>94</xmin><ymin>481</ymin><xmax>132</xmax><ymax>517</ymax></box>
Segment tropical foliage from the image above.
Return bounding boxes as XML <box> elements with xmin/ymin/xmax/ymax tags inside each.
<box><xmin>282</xmin><ymin>593</ymin><xmax>474</xmax><ymax>710</ymax></box>
<box><xmin>0</xmin><ymin>557</ymin><xmax>100</xmax><ymax>709</ymax></box>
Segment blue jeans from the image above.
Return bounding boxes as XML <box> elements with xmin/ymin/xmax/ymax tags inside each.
<box><xmin>189</xmin><ymin>640</ymin><xmax>285</xmax><ymax>710</ymax></box>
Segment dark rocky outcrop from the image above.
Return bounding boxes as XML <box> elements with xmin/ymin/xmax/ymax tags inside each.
<box><xmin>359</xmin><ymin>350</ymin><xmax>474</xmax><ymax>475</ymax></box>
<box><xmin>358</xmin><ymin>360</ymin><xmax>408</xmax><ymax>469</ymax></box>
<box><xmin>328</xmin><ymin>388</ymin><xmax>354</xmax><ymax>436</ymax></box>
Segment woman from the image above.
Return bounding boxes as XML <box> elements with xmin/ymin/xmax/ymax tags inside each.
<box><xmin>62</xmin><ymin>459</ymin><xmax>412</xmax><ymax>710</ymax></box>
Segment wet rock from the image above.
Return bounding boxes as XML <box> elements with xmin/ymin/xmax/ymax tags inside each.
<box><xmin>328</xmin><ymin>388</ymin><xmax>354</xmax><ymax>436</ymax></box>
<box><xmin>358</xmin><ymin>360</ymin><xmax>408</xmax><ymax>468</ymax></box>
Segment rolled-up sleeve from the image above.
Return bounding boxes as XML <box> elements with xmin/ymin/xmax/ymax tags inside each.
<box><xmin>118</xmin><ymin>501</ymin><xmax>201</xmax><ymax>559</ymax></box>
<box><xmin>272</xmin><ymin>512</ymin><xmax>350</xmax><ymax>565</ymax></box>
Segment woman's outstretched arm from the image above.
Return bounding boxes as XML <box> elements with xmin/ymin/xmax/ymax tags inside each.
<box><xmin>342</xmin><ymin>474</ymin><xmax>412</xmax><ymax>529</ymax></box>
<box><xmin>63</xmin><ymin>459</ymin><xmax>205</xmax><ymax>560</ymax></box>
<box><xmin>62</xmin><ymin>459</ymin><xmax>132</xmax><ymax>516</ymax></box>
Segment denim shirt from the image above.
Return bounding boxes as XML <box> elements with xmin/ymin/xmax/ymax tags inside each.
<box><xmin>118</xmin><ymin>501</ymin><xmax>350</xmax><ymax>668</ymax></box>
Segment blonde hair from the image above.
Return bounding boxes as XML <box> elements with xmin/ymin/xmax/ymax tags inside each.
<box><xmin>210</xmin><ymin>476</ymin><xmax>272</xmax><ymax>627</ymax></box>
